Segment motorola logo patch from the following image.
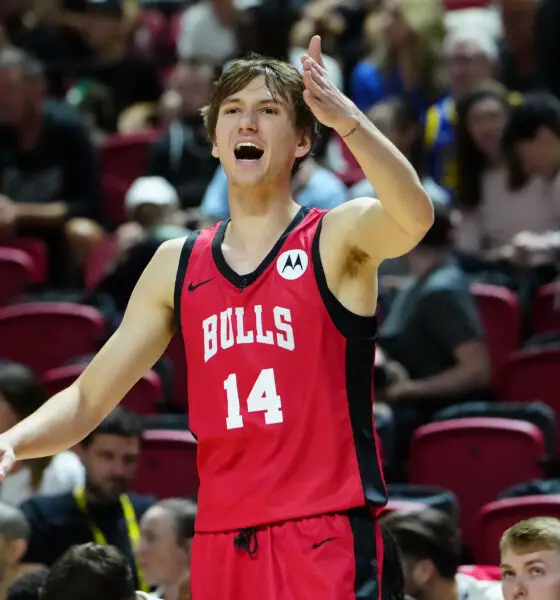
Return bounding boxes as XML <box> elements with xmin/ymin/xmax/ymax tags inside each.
<box><xmin>277</xmin><ymin>249</ymin><xmax>308</xmax><ymax>281</ymax></box>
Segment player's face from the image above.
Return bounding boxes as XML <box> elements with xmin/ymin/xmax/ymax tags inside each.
<box><xmin>501</xmin><ymin>548</ymin><xmax>560</xmax><ymax>600</ymax></box>
<box><xmin>212</xmin><ymin>75</ymin><xmax>311</xmax><ymax>187</ymax></box>
<box><xmin>137</xmin><ymin>506</ymin><xmax>191</xmax><ymax>587</ymax></box>
<box><xmin>80</xmin><ymin>434</ymin><xmax>140</xmax><ymax>502</ymax></box>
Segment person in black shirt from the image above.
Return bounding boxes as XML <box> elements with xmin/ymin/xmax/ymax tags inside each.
<box><xmin>0</xmin><ymin>47</ymin><xmax>103</xmax><ymax>285</ymax></box>
<box><xmin>20</xmin><ymin>409</ymin><xmax>154</xmax><ymax>589</ymax></box>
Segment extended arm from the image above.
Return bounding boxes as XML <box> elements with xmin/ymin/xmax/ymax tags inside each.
<box><xmin>0</xmin><ymin>238</ymin><xmax>183</xmax><ymax>465</ymax></box>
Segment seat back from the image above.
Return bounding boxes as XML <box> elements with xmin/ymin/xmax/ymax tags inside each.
<box><xmin>410</xmin><ymin>418</ymin><xmax>545</xmax><ymax>548</ymax></box>
<box><xmin>132</xmin><ymin>429</ymin><xmax>198</xmax><ymax>499</ymax></box>
<box><xmin>477</xmin><ymin>495</ymin><xmax>560</xmax><ymax>565</ymax></box>
<box><xmin>0</xmin><ymin>248</ymin><xmax>34</xmax><ymax>305</ymax></box>
<box><xmin>42</xmin><ymin>364</ymin><xmax>162</xmax><ymax>415</ymax></box>
<box><xmin>499</xmin><ymin>348</ymin><xmax>560</xmax><ymax>456</ymax></box>
<box><xmin>532</xmin><ymin>282</ymin><xmax>560</xmax><ymax>335</ymax></box>
<box><xmin>0</xmin><ymin>238</ymin><xmax>48</xmax><ymax>284</ymax></box>
<box><xmin>471</xmin><ymin>283</ymin><xmax>521</xmax><ymax>389</ymax></box>
<box><xmin>0</xmin><ymin>303</ymin><xmax>106</xmax><ymax>375</ymax></box>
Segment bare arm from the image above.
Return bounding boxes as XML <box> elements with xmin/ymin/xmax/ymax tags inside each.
<box><xmin>301</xmin><ymin>35</ymin><xmax>434</xmax><ymax>264</ymax></box>
<box><xmin>1</xmin><ymin>238</ymin><xmax>183</xmax><ymax>462</ymax></box>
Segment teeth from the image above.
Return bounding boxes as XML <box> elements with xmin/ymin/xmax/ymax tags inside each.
<box><xmin>235</xmin><ymin>142</ymin><xmax>262</xmax><ymax>150</ymax></box>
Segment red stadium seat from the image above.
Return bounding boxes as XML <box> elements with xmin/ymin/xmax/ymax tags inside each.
<box><xmin>477</xmin><ymin>496</ymin><xmax>560</xmax><ymax>565</ymax></box>
<box><xmin>132</xmin><ymin>429</ymin><xmax>198</xmax><ymax>498</ymax></box>
<box><xmin>164</xmin><ymin>335</ymin><xmax>187</xmax><ymax>410</ymax></box>
<box><xmin>532</xmin><ymin>282</ymin><xmax>560</xmax><ymax>335</ymax></box>
<box><xmin>409</xmin><ymin>418</ymin><xmax>545</xmax><ymax>548</ymax></box>
<box><xmin>499</xmin><ymin>348</ymin><xmax>560</xmax><ymax>456</ymax></box>
<box><xmin>84</xmin><ymin>236</ymin><xmax>118</xmax><ymax>290</ymax></box>
<box><xmin>133</xmin><ymin>9</ymin><xmax>168</xmax><ymax>59</ymax></box>
<box><xmin>0</xmin><ymin>238</ymin><xmax>48</xmax><ymax>284</ymax></box>
<box><xmin>331</xmin><ymin>133</ymin><xmax>364</xmax><ymax>186</ymax></box>
<box><xmin>470</xmin><ymin>283</ymin><xmax>521</xmax><ymax>389</ymax></box>
<box><xmin>458</xmin><ymin>566</ymin><xmax>501</xmax><ymax>581</ymax></box>
<box><xmin>101</xmin><ymin>131</ymin><xmax>159</xmax><ymax>189</ymax></box>
<box><xmin>101</xmin><ymin>174</ymin><xmax>130</xmax><ymax>226</ymax></box>
<box><xmin>42</xmin><ymin>364</ymin><xmax>163</xmax><ymax>415</ymax></box>
<box><xmin>443</xmin><ymin>0</ymin><xmax>491</xmax><ymax>9</ymax></box>
<box><xmin>0</xmin><ymin>248</ymin><xmax>34</xmax><ymax>305</ymax></box>
<box><xmin>0</xmin><ymin>303</ymin><xmax>106</xmax><ymax>375</ymax></box>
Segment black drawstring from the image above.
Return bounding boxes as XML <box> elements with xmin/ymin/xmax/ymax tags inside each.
<box><xmin>233</xmin><ymin>527</ymin><xmax>258</xmax><ymax>555</ymax></box>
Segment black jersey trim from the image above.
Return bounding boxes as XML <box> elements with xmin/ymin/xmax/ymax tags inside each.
<box><xmin>311</xmin><ymin>214</ymin><xmax>377</xmax><ymax>340</ymax></box>
<box><xmin>211</xmin><ymin>206</ymin><xmax>310</xmax><ymax>290</ymax></box>
<box><xmin>173</xmin><ymin>230</ymin><xmax>200</xmax><ymax>336</ymax></box>
<box><xmin>347</xmin><ymin>507</ymin><xmax>382</xmax><ymax>599</ymax></box>
<box><xmin>346</xmin><ymin>337</ymin><xmax>388</xmax><ymax>508</ymax></box>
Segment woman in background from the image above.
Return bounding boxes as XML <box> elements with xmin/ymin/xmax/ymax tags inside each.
<box><xmin>137</xmin><ymin>499</ymin><xmax>197</xmax><ymax>600</ymax></box>
<box><xmin>350</xmin><ymin>0</ymin><xmax>445</xmax><ymax>113</ymax></box>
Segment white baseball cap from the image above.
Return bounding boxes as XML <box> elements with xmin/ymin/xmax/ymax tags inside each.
<box><xmin>125</xmin><ymin>176</ymin><xmax>179</xmax><ymax>213</ymax></box>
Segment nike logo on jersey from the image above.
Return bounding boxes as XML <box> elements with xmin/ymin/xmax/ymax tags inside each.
<box><xmin>311</xmin><ymin>537</ymin><xmax>337</xmax><ymax>549</ymax></box>
<box><xmin>188</xmin><ymin>278</ymin><xmax>214</xmax><ymax>291</ymax></box>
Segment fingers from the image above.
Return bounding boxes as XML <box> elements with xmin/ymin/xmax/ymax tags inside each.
<box><xmin>307</xmin><ymin>34</ymin><xmax>325</xmax><ymax>68</ymax></box>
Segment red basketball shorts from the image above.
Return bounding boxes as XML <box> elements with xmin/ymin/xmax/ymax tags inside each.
<box><xmin>190</xmin><ymin>507</ymin><xmax>384</xmax><ymax>600</ymax></box>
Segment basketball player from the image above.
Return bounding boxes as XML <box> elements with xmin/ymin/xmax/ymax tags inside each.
<box><xmin>0</xmin><ymin>36</ymin><xmax>433</xmax><ymax>599</ymax></box>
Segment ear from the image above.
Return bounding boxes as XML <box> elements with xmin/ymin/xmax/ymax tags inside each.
<box><xmin>294</xmin><ymin>130</ymin><xmax>312</xmax><ymax>159</ymax></box>
<box><xmin>413</xmin><ymin>559</ymin><xmax>436</xmax><ymax>587</ymax></box>
<box><xmin>211</xmin><ymin>141</ymin><xmax>219</xmax><ymax>158</ymax></box>
<box><xmin>9</xmin><ymin>539</ymin><xmax>28</xmax><ymax>564</ymax></box>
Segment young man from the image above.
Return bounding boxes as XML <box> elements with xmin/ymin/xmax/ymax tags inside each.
<box><xmin>500</xmin><ymin>517</ymin><xmax>560</xmax><ymax>600</ymax></box>
<box><xmin>0</xmin><ymin>36</ymin><xmax>433</xmax><ymax>599</ymax></box>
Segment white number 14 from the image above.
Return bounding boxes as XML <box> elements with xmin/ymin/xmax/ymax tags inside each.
<box><xmin>224</xmin><ymin>368</ymin><xmax>283</xmax><ymax>429</ymax></box>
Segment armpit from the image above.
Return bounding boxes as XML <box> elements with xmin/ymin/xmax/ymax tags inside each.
<box><xmin>342</xmin><ymin>245</ymin><xmax>370</xmax><ymax>278</ymax></box>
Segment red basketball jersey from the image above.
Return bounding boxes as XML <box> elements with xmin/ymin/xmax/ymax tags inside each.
<box><xmin>175</xmin><ymin>207</ymin><xmax>387</xmax><ymax>532</ymax></box>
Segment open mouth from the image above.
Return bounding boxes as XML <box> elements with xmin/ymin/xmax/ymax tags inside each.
<box><xmin>234</xmin><ymin>142</ymin><xmax>265</xmax><ymax>162</ymax></box>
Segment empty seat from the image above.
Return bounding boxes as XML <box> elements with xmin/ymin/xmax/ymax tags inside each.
<box><xmin>0</xmin><ymin>248</ymin><xmax>34</xmax><ymax>305</ymax></box>
<box><xmin>477</xmin><ymin>495</ymin><xmax>560</xmax><ymax>565</ymax></box>
<box><xmin>410</xmin><ymin>418</ymin><xmax>545</xmax><ymax>548</ymax></box>
<box><xmin>132</xmin><ymin>429</ymin><xmax>198</xmax><ymax>499</ymax></box>
<box><xmin>0</xmin><ymin>303</ymin><xmax>106</xmax><ymax>375</ymax></box>
<box><xmin>471</xmin><ymin>283</ymin><xmax>521</xmax><ymax>389</ymax></box>
<box><xmin>42</xmin><ymin>364</ymin><xmax>163</xmax><ymax>415</ymax></box>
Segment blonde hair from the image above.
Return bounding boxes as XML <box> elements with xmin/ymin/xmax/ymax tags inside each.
<box><xmin>500</xmin><ymin>517</ymin><xmax>560</xmax><ymax>556</ymax></box>
<box><xmin>366</xmin><ymin>0</ymin><xmax>446</xmax><ymax>103</ymax></box>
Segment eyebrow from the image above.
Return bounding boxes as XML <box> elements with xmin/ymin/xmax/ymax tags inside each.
<box><xmin>221</xmin><ymin>98</ymin><xmax>286</xmax><ymax>107</ymax></box>
<box><xmin>500</xmin><ymin>559</ymin><xmax>547</xmax><ymax>569</ymax></box>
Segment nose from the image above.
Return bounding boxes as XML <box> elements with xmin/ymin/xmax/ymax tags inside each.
<box><xmin>239</xmin><ymin>110</ymin><xmax>257</xmax><ymax>132</ymax></box>
<box><xmin>512</xmin><ymin>580</ymin><xmax>527</xmax><ymax>599</ymax></box>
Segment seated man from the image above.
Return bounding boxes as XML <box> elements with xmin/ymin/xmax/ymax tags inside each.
<box><xmin>500</xmin><ymin>517</ymin><xmax>560</xmax><ymax>600</ymax></box>
<box><xmin>376</xmin><ymin>202</ymin><xmax>491</xmax><ymax>470</ymax></box>
<box><xmin>20</xmin><ymin>409</ymin><xmax>153</xmax><ymax>589</ymax></box>
<box><xmin>0</xmin><ymin>47</ymin><xmax>103</xmax><ymax>286</ymax></box>
<box><xmin>383</xmin><ymin>508</ymin><xmax>502</xmax><ymax>600</ymax></box>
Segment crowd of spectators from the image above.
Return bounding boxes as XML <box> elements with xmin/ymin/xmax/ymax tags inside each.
<box><xmin>0</xmin><ymin>0</ymin><xmax>559</xmax><ymax>598</ymax></box>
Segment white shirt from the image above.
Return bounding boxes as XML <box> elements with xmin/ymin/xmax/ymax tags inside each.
<box><xmin>456</xmin><ymin>573</ymin><xmax>504</xmax><ymax>600</ymax></box>
<box><xmin>0</xmin><ymin>451</ymin><xmax>84</xmax><ymax>505</ymax></box>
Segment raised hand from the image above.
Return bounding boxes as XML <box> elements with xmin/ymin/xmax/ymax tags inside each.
<box><xmin>301</xmin><ymin>35</ymin><xmax>357</xmax><ymax>135</ymax></box>
<box><xmin>0</xmin><ymin>439</ymin><xmax>16</xmax><ymax>479</ymax></box>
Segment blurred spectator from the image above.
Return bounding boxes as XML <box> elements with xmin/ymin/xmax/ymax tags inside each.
<box><xmin>40</xmin><ymin>543</ymin><xmax>136</xmax><ymax>600</ymax></box>
<box><xmin>350</xmin><ymin>0</ymin><xmax>445</xmax><ymax>114</ymax></box>
<box><xmin>176</xmin><ymin>0</ymin><xmax>239</xmax><ymax>66</ymax></box>
<box><xmin>200</xmin><ymin>157</ymin><xmax>347</xmax><ymax>223</ymax></box>
<box><xmin>0</xmin><ymin>362</ymin><xmax>84</xmax><ymax>506</ymax></box>
<box><xmin>453</xmin><ymin>85</ymin><xmax>558</xmax><ymax>268</ymax></box>
<box><xmin>5</xmin><ymin>567</ymin><xmax>49</xmax><ymax>600</ymax></box>
<box><xmin>376</xmin><ymin>203</ymin><xmax>490</xmax><ymax>470</ymax></box>
<box><xmin>146</xmin><ymin>59</ymin><xmax>218</xmax><ymax>220</ymax></box>
<box><xmin>21</xmin><ymin>409</ymin><xmax>153</xmax><ymax>589</ymax></box>
<box><xmin>500</xmin><ymin>517</ymin><xmax>560</xmax><ymax>600</ymax></box>
<box><xmin>497</xmin><ymin>0</ymin><xmax>541</xmax><ymax>93</ymax></box>
<box><xmin>93</xmin><ymin>176</ymin><xmax>189</xmax><ymax>317</ymax></box>
<box><xmin>0</xmin><ymin>47</ymin><xmax>104</xmax><ymax>286</ymax></box>
<box><xmin>137</xmin><ymin>499</ymin><xmax>196</xmax><ymax>600</ymax></box>
<box><xmin>536</xmin><ymin>0</ymin><xmax>560</xmax><ymax>101</ymax></box>
<box><xmin>349</xmin><ymin>97</ymin><xmax>448</xmax><ymax>204</ymax></box>
<box><xmin>424</xmin><ymin>28</ymin><xmax>499</xmax><ymax>191</ymax></box>
<box><xmin>383</xmin><ymin>508</ymin><xmax>502</xmax><ymax>600</ymax></box>
<box><xmin>64</xmin><ymin>0</ymin><xmax>161</xmax><ymax>137</ymax></box>
<box><xmin>501</xmin><ymin>92</ymin><xmax>560</xmax><ymax>265</ymax></box>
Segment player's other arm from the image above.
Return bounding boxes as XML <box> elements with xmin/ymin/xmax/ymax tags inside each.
<box><xmin>0</xmin><ymin>239</ymin><xmax>182</xmax><ymax>470</ymax></box>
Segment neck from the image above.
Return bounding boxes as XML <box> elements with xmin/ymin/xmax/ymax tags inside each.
<box><xmin>424</xmin><ymin>577</ymin><xmax>460</xmax><ymax>600</ymax></box>
<box><xmin>408</xmin><ymin>248</ymin><xmax>447</xmax><ymax>277</ymax></box>
<box><xmin>85</xmin><ymin>482</ymin><xmax>119</xmax><ymax>505</ymax></box>
<box><xmin>17</xmin><ymin>109</ymin><xmax>42</xmax><ymax>151</ymax></box>
<box><xmin>162</xmin><ymin>574</ymin><xmax>190</xmax><ymax>600</ymax></box>
<box><xmin>226</xmin><ymin>181</ymin><xmax>299</xmax><ymax>249</ymax></box>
